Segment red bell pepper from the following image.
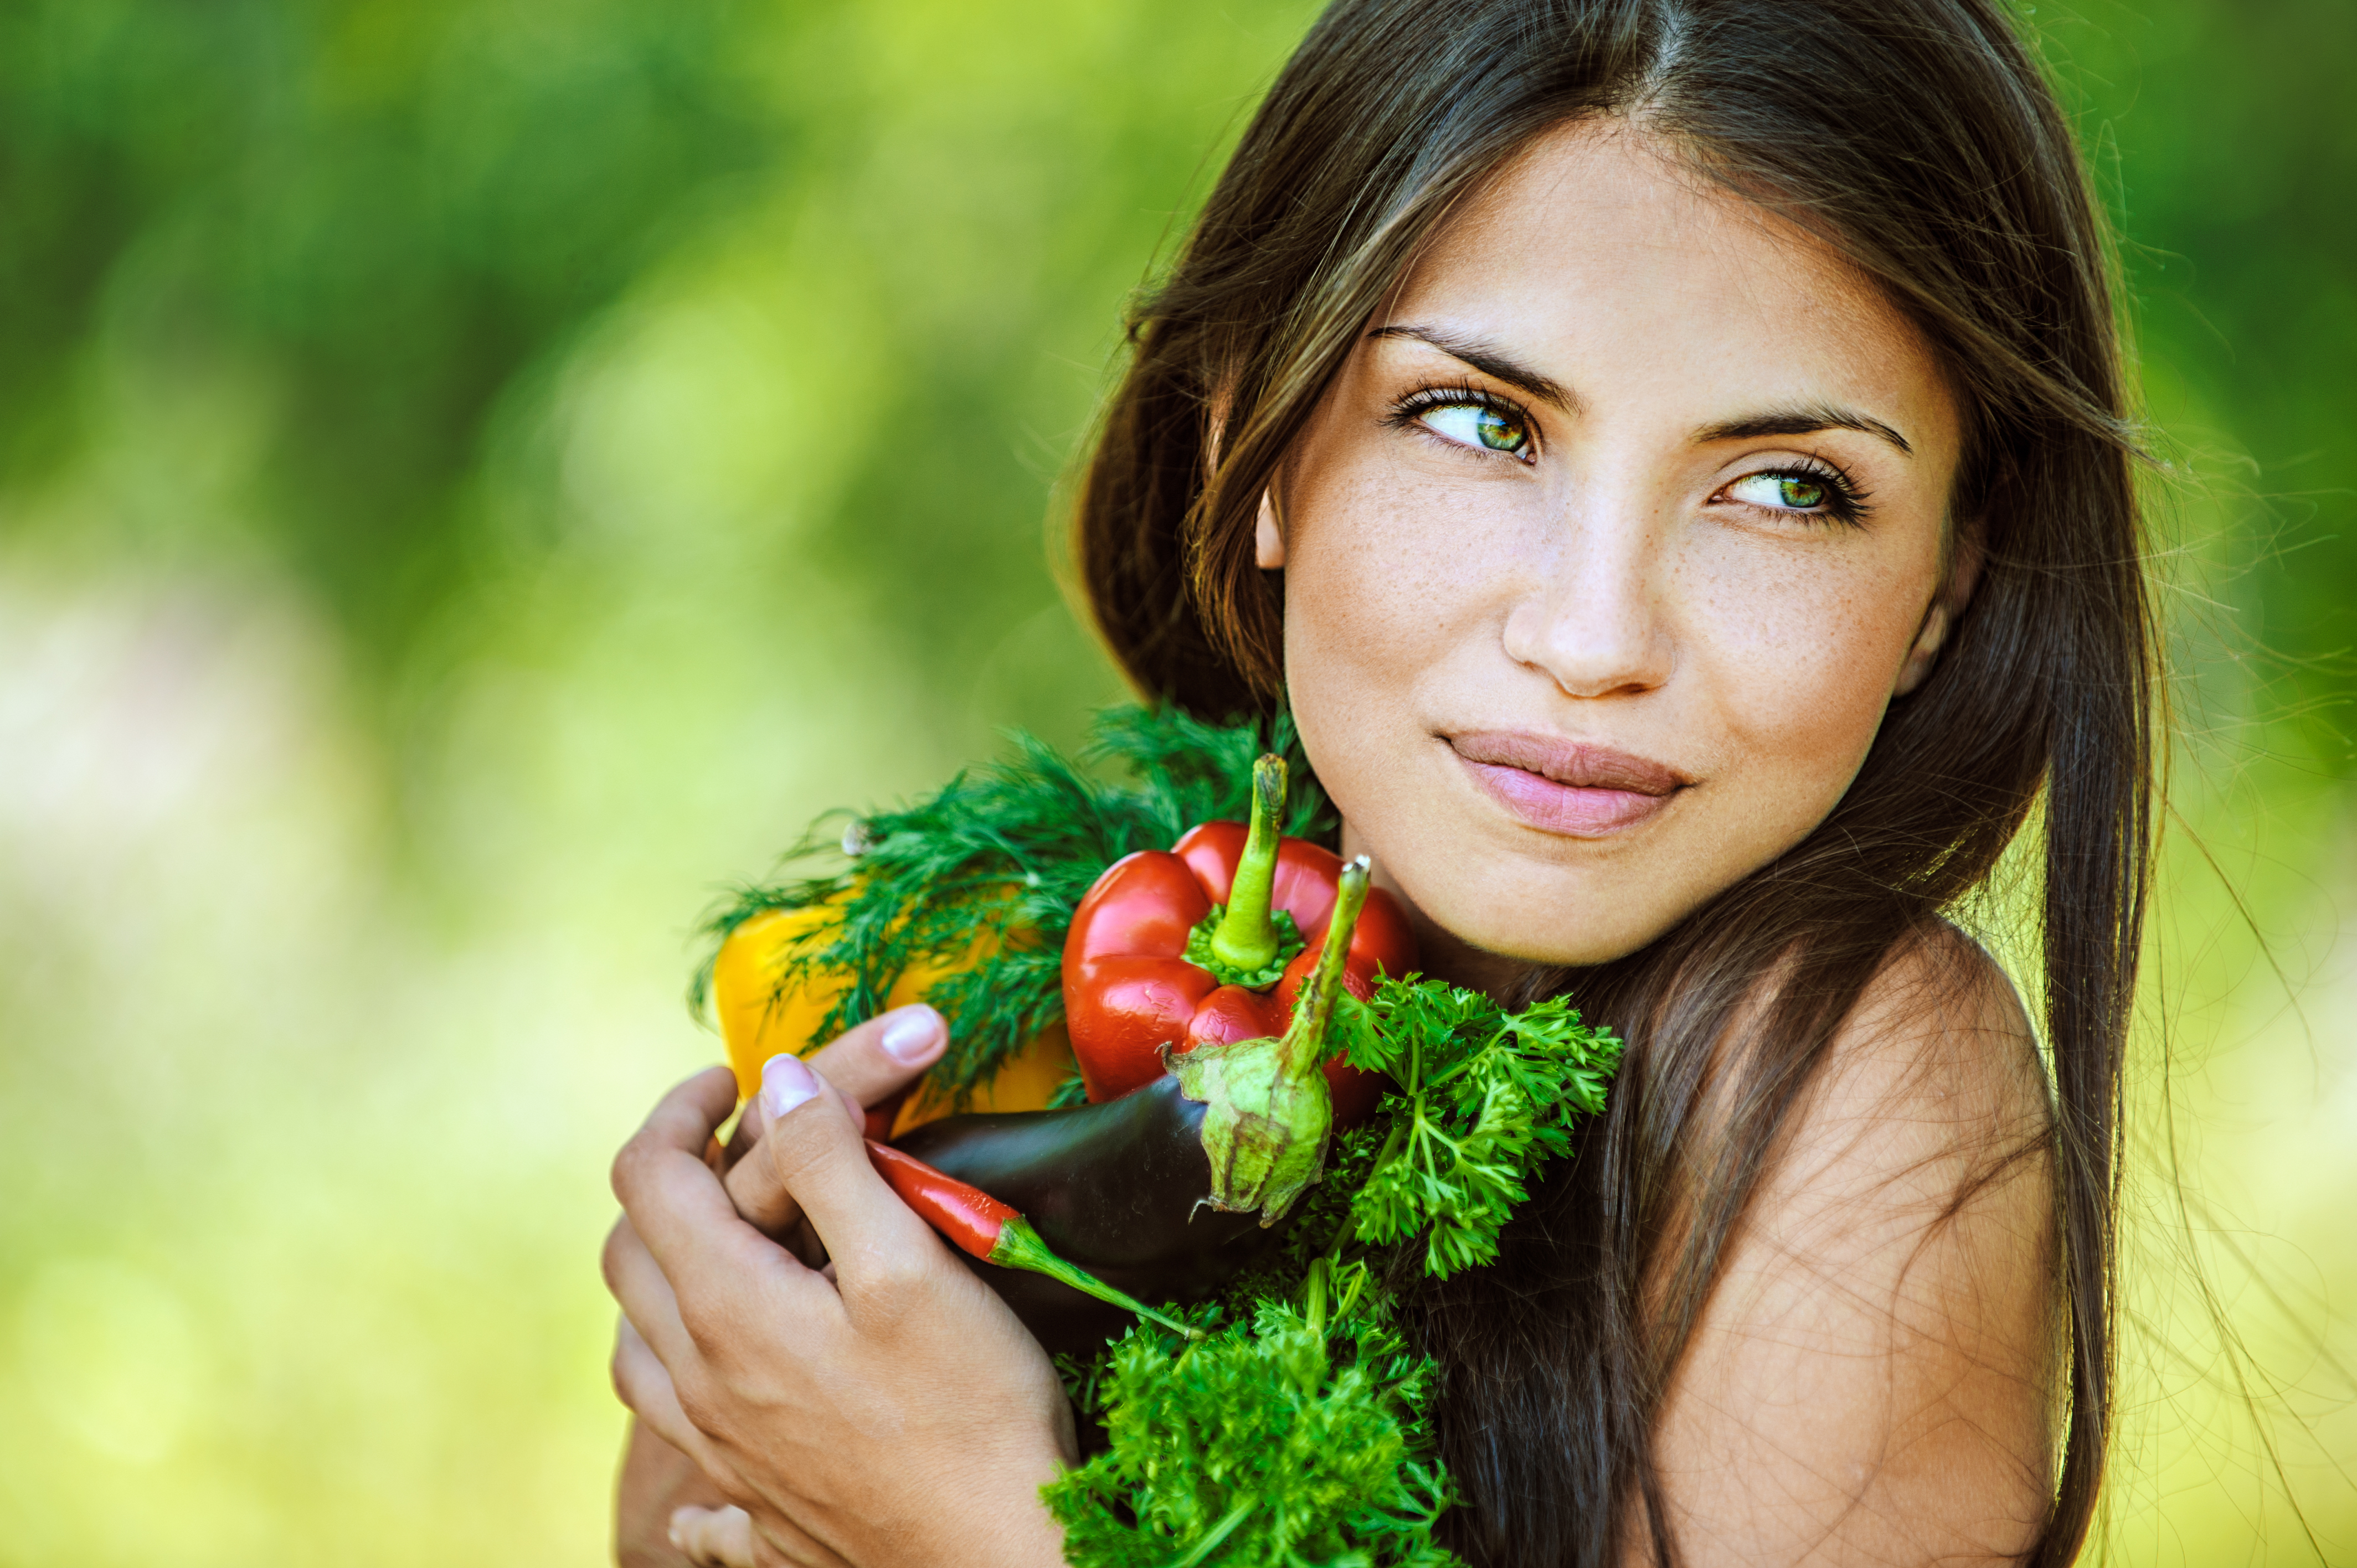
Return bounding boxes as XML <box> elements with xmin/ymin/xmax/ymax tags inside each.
<box><xmin>1061</xmin><ymin>755</ymin><xmax>1418</xmax><ymax>1115</ymax></box>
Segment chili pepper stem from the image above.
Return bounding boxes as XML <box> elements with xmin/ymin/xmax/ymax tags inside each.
<box><xmin>1206</xmin><ymin>754</ymin><xmax>1286</xmax><ymax>976</ymax></box>
<box><xmin>1171</xmin><ymin>856</ymin><xmax>1373</xmax><ymax>1225</ymax></box>
<box><xmin>987</xmin><ymin>1216</ymin><xmax>1202</xmax><ymax>1339</ymax></box>
<box><xmin>867</xmin><ymin>1141</ymin><xmax>1203</xmax><ymax>1339</ymax></box>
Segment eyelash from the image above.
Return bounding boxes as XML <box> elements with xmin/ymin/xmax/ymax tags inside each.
<box><xmin>1727</xmin><ymin>455</ymin><xmax>1874</xmax><ymax>528</ymax></box>
<box><xmin>1383</xmin><ymin>382</ymin><xmax>1538</xmax><ymax>462</ymax></box>
<box><xmin>1383</xmin><ymin>381</ymin><xmax>1875</xmax><ymax>525</ymax></box>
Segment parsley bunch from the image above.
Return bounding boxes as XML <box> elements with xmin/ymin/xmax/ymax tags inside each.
<box><xmin>1049</xmin><ymin>979</ymin><xmax>1621</xmax><ymax>1565</ymax></box>
<box><xmin>1341</xmin><ymin>978</ymin><xmax>1623</xmax><ymax>1276</ymax></box>
<box><xmin>1045</xmin><ymin>1261</ymin><xmax>1458</xmax><ymax>1568</ymax></box>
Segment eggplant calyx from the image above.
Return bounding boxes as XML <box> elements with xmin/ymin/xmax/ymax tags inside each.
<box><xmin>1169</xmin><ymin>1030</ymin><xmax>1332</xmax><ymax>1225</ymax></box>
<box><xmin>1169</xmin><ymin>855</ymin><xmax>1371</xmax><ymax>1226</ymax></box>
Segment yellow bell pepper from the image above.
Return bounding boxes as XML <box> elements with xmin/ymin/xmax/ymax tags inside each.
<box><xmin>709</xmin><ymin>901</ymin><xmax>1074</xmax><ymax>1136</ymax></box>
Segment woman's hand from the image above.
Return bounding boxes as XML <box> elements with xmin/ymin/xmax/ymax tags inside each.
<box><xmin>613</xmin><ymin>1012</ymin><xmax>935</xmax><ymax>1568</ymax></box>
<box><xmin>604</xmin><ymin>1009</ymin><xmax>1075</xmax><ymax>1568</ymax></box>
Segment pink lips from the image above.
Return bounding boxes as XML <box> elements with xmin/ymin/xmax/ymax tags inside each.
<box><xmin>1448</xmin><ymin>730</ymin><xmax>1690</xmax><ymax>837</ymax></box>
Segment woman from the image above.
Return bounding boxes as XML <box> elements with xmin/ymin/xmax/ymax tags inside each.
<box><xmin>603</xmin><ymin>0</ymin><xmax>2150</xmax><ymax>1562</ymax></box>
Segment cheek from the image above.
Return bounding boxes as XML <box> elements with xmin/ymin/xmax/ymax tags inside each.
<box><xmin>1279</xmin><ymin>461</ymin><xmax>1533</xmax><ymax>695</ymax></box>
<box><xmin>1277</xmin><ymin>461</ymin><xmax>1534</xmax><ymax>895</ymax></box>
<box><xmin>1680</xmin><ymin>530</ymin><xmax>1933</xmax><ymax>838</ymax></box>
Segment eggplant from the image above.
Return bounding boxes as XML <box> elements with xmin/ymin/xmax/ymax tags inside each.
<box><xmin>893</xmin><ymin>1073</ymin><xmax>1283</xmax><ymax>1355</ymax></box>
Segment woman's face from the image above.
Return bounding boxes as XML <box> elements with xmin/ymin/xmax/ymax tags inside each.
<box><xmin>1274</xmin><ymin>120</ymin><xmax>1965</xmax><ymax>976</ymax></box>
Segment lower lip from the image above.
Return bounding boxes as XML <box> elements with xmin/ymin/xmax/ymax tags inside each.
<box><xmin>1458</xmin><ymin>759</ymin><xmax>1676</xmax><ymax>836</ymax></box>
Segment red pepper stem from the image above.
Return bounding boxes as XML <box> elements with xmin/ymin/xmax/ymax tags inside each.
<box><xmin>1207</xmin><ymin>754</ymin><xmax>1287</xmax><ymax>975</ymax></box>
<box><xmin>1275</xmin><ymin>855</ymin><xmax>1369</xmax><ymax>1080</ymax></box>
<box><xmin>987</xmin><ymin>1216</ymin><xmax>1202</xmax><ymax>1339</ymax></box>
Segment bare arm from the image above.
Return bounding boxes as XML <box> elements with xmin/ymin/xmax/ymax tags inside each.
<box><xmin>1643</xmin><ymin>930</ymin><xmax>2057</xmax><ymax>1565</ymax></box>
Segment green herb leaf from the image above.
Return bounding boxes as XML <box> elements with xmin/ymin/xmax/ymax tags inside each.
<box><xmin>1344</xmin><ymin>976</ymin><xmax>1623</xmax><ymax>1277</ymax></box>
<box><xmin>1042</xmin><ymin>1262</ymin><xmax>1463</xmax><ymax>1568</ymax></box>
<box><xmin>689</xmin><ymin>705</ymin><xmax>1335</xmax><ymax>1106</ymax></box>
<box><xmin>1051</xmin><ymin>981</ymin><xmax>1620</xmax><ymax>1566</ymax></box>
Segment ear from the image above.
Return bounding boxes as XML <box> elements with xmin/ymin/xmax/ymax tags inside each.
<box><xmin>1893</xmin><ymin>520</ymin><xmax>1983</xmax><ymax>697</ymax></box>
<box><xmin>1254</xmin><ymin>489</ymin><xmax>1286</xmax><ymax>569</ymax></box>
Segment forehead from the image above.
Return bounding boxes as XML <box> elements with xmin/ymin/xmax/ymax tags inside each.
<box><xmin>1392</xmin><ymin>118</ymin><xmax>1953</xmax><ymax>435</ymax></box>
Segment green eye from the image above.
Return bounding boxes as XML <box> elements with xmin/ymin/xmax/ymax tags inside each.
<box><xmin>1727</xmin><ymin>472</ymin><xmax>1835</xmax><ymax>512</ymax></box>
<box><xmin>1421</xmin><ymin>401</ymin><xmax>1531</xmax><ymax>456</ymax></box>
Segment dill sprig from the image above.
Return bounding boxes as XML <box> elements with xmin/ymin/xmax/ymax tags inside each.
<box><xmin>690</xmin><ymin>705</ymin><xmax>1336</xmax><ymax>1106</ymax></box>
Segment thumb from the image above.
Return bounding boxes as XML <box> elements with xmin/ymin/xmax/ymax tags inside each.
<box><xmin>754</xmin><ymin>1053</ymin><xmax>940</xmax><ymax>1301</ymax></box>
<box><xmin>804</xmin><ymin>1003</ymin><xmax>948</xmax><ymax>1122</ymax></box>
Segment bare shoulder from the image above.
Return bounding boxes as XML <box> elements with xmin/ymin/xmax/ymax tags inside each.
<box><xmin>1809</xmin><ymin>920</ymin><xmax>2050</xmax><ymax>1180</ymax></box>
<box><xmin>1648</xmin><ymin>924</ymin><xmax>2059</xmax><ymax>1566</ymax></box>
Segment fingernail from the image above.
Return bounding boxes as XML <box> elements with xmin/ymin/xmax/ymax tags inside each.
<box><xmin>878</xmin><ymin>1005</ymin><xmax>943</xmax><ymax>1065</ymax></box>
<box><xmin>759</xmin><ymin>1053</ymin><xmax>820</xmax><ymax>1123</ymax></box>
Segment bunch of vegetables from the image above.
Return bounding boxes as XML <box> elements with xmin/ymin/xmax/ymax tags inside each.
<box><xmin>699</xmin><ymin>709</ymin><xmax>1621</xmax><ymax>1566</ymax></box>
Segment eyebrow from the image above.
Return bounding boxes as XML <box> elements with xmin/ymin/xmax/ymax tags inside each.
<box><xmin>1372</xmin><ymin>326</ymin><xmax>1913</xmax><ymax>459</ymax></box>
<box><xmin>1365</xmin><ymin>324</ymin><xmax>1578</xmax><ymax>411</ymax></box>
<box><xmin>1696</xmin><ymin>404</ymin><xmax>1915</xmax><ymax>457</ymax></box>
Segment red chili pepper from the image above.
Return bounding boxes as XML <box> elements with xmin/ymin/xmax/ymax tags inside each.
<box><xmin>1061</xmin><ymin>755</ymin><xmax>1418</xmax><ymax>1110</ymax></box>
<box><xmin>863</xmin><ymin>1139</ymin><xmax>1200</xmax><ymax>1338</ymax></box>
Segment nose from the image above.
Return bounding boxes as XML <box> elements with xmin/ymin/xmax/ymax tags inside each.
<box><xmin>1499</xmin><ymin>489</ymin><xmax>1674</xmax><ymax>699</ymax></box>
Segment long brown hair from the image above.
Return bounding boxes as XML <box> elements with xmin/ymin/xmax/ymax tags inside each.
<box><xmin>1073</xmin><ymin>1</ymin><xmax>2153</xmax><ymax>1563</ymax></box>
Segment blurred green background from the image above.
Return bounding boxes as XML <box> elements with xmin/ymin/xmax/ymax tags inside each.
<box><xmin>0</xmin><ymin>1</ymin><xmax>2347</xmax><ymax>1561</ymax></box>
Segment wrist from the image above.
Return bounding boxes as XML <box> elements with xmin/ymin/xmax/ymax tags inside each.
<box><xmin>968</xmin><ymin>1498</ymin><xmax>1067</xmax><ymax>1568</ymax></box>
<box><xmin>939</xmin><ymin>1442</ymin><xmax>1069</xmax><ymax>1568</ymax></box>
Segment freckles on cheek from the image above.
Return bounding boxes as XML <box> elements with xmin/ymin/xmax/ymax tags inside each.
<box><xmin>1691</xmin><ymin>550</ymin><xmax>1913</xmax><ymax>813</ymax></box>
<box><xmin>1290</xmin><ymin>470</ymin><xmax>1502</xmax><ymax>683</ymax></box>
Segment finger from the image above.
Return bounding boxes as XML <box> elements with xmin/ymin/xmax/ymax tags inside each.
<box><xmin>613</xmin><ymin>1313</ymin><xmax>709</xmax><ymax>1464</ymax></box>
<box><xmin>603</xmin><ymin>1216</ymin><xmax>697</xmax><ymax>1370</ymax></box>
<box><xmin>617</xmin><ymin>1416</ymin><xmax>730</xmax><ymax>1568</ymax></box>
<box><xmin>615</xmin><ymin>1067</ymin><xmax>740</xmax><ymax>1210</ymax></box>
<box><xmin>804</xmin><ymin>1003</ymin><xmax>947</xmax><ymax>1113</ymax></box>
<box><xmin>721</xmin><ymin>1153</ymin><xmax>805</xmax><ymax>1242</ymax></box>
<box><xmin>614</xmin><ymin>1074</ymin><xmax>843</xmax><ymax>1350</ymax></box>
<box><xmin>721</xmin><ymin>1050</ymin><xmax>857</xmax><ymax>1238</ymax></box>
<box><xmin>721</xmin><ymin>1005</ymin><xmax>944</xmax><ymax>1231</ymax></box>
<box><xmin>720</xmin><ymin>1048</ymin><xmax>873</xmax><ymax>1239</ymax></box>
<box><xmin>614</xmin><ymin>1069</ymin><xmax>780</xmax><ymax>1281</ymax></box>
<box><xmin>754</xmin><ymin>1054</ymin><xmax>945</xmax><ymax>1311</ymax></box>
<box><xmin>718</xmin><ymin>1097</ymin><xmax>764</xmax><ymax>1173</ymax></box>
<box><xmin>668</xmin><ymin>1506</ymin><xmax>756</xmax><ymax>1568</ymax></box>
<box><xmin>721</xmin><ymin>1140</ymin><xmax>804</xmax><ymax>1240</ymax></box>
<box><xmin>723</xmin><ymin>1004</ymin><xmax>942</xmax><ymax>1165</ymax></box>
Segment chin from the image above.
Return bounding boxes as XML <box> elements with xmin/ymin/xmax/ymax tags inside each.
<box><xmin>1470</xmin><ymin>906</ymin><xmax>1677</xmax><ymax>968</ymax></box>
<box><xmin>1400</xmin><ymin>850</ymin><xmax>1698</xmax><ymax>971</ymax></box>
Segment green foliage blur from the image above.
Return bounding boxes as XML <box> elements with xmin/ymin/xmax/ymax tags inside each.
<box><xmin>0</xmin><ymin>1</ymin><xmax>2347</xmax><ymax>1564</ymax></box>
